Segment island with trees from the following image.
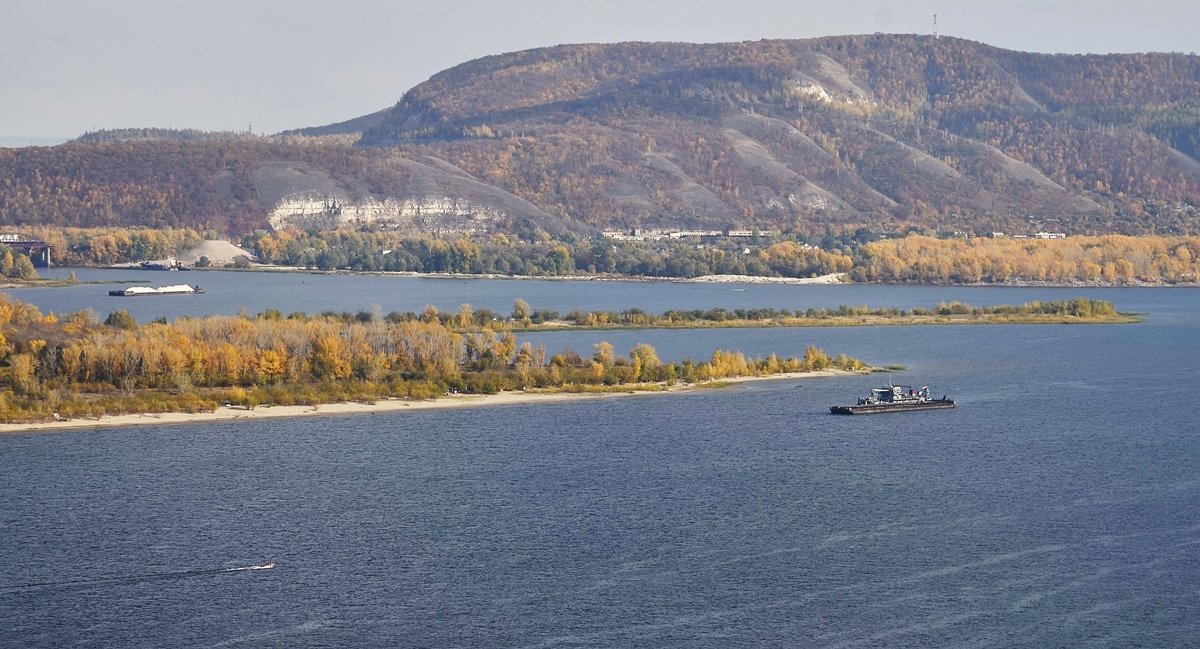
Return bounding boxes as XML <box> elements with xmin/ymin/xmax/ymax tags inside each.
<box><xmin>0</xmin><ymin>294</ymin><xmax>867</xmax><ymax>426</ymax></box>
<box><xmin>0</xmin><ymin>295</ymin><xmax>1130</xmax><ymax>427</ymax></box>
<box><xmin>502</xmin><ymin>297</ymin><xmax>1136</xmax><ymax>329</ymax></box>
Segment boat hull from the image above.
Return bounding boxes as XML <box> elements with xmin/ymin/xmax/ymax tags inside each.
<box><xmin>830</xmin><ymin>399</ymin><xmax>955</xmax><ymax>414</ymax></box>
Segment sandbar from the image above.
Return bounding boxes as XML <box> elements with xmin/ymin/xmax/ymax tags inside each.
<box><xmin>0</xmin><ymin>370</ymin><xmax>854</xmax><ymax>434</ymax></box>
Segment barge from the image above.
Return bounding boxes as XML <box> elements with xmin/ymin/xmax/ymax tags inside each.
<box><xmin>109</xmin><ymin>284</ymin><xmax>204</xmax><ymax>296</ymax></box>
<box><xmin>830</xmin><ymin>384</ymin><xmax>954</xmax><ymax>415</ymax></box>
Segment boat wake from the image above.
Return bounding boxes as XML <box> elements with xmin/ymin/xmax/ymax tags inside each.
<box><xmin>226</xmin><ymin>562</ymin><xmax>276</xmax><ymax>571</ymax></box>
<box><xmin>3</xmin><ymin>562</ymin><xmax>276</xmax><ymax>591</ymax></box>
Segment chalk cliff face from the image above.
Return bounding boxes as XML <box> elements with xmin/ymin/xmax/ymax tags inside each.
<box><xmin>267</xmin><ymin>195</ymin><xmax>503</xmax><ymax>233</ymax></box>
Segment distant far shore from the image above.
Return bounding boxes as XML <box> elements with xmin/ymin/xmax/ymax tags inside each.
<box><xmin>0</xmin><ymin>370</ymin><xmax>851</xmax><ymax>434</ymax></box>
<box><xmin>7</xmin><ymin>265</ymin><xmax>1198</xmax><ymax>288</ymax></box>
<box><xmin>97</xmin><ymin>264</ymin><xmax>1200</xmax><ymax>287</ymax></box>
<box><xmin>196</xmin><ymin>265</ymin><xmax>851</xmax><ymax>285</ymax></box>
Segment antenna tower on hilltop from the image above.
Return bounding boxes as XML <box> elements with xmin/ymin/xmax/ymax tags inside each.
<box><xmin>933</xmin><ymin>14</ymin><xmax>938</xmax><ymax>39</ymax></box>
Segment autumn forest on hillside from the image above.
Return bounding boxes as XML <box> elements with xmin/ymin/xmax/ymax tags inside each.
<box><xmin>4</xmin><ymin>36</ymin><xmax>1200</xmax><ymax>240</ymax></box>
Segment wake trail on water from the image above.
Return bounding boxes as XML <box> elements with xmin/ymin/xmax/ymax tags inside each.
<box><xmin>2</xmin><ymin>562</ymin><xmax>276</xmax><ymax>591</ymax></box>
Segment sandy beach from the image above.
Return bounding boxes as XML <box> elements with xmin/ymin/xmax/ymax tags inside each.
<box><xmin>0</xmin><ymin>370</ymin><xmax>850</xmax><ymax>434</ymax></box>
<box><xmin>679</xmin><ymin>273</ymin><xmax>847</xmax><ymax>284</ymax></box>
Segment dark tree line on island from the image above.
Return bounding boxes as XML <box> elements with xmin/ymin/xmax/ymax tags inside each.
<box><xmin>530</xmin><ymin>297</ymin><xmax>1122</xmax><ymax>326</ymax></box>
<box><xmin>0</xmin><ymin>295</ymin><xmax>864</xmax><ymax>423</ymax></box>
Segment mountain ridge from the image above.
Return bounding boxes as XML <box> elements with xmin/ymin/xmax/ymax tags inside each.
<box><xmin>2</xmin><ymin>34</ymin><xmax>1198</xmax><ymax>236</ymax></box>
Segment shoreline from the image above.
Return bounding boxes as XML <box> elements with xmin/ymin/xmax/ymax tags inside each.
<box><xmin>233</xmin><ymin>266</ymin><xmax>851</xmax><ymax>285</ymax></box>
<box><xmin>44</xmin><ymin>265</ymin><xmax>1200</xmax><ymax>288</ymax></box>
<box><xmin>0</xmin><ymin>370</ymin><xmax>852</xmax><ymax>434</ymax></box>
<box><xmin>677</xmin><ymin>273</ymin><xmax>847</xmax><ymax>284</ymax></box>
<box><xmin>242</xmin><ymin>267</ymin><xmax>1195</xmax><ymax>288</ymax></box>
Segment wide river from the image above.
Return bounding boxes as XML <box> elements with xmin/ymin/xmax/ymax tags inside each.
<box><xmin>1</xmin><ymin>269</ymin><xmax>1198</xmax><ymax>648</ymax></box>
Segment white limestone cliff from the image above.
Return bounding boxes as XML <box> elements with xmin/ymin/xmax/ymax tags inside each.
<box><xmin>267</xmin><ymin>195</ymin><xmax>503</xmax><ymax>233</ymax></box>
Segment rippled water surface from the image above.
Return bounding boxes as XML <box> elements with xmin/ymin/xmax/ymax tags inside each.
<box><xmin>1</xmin><ymin>275</ymin><xmax>1198</xmax><ymax>647</ymax></box>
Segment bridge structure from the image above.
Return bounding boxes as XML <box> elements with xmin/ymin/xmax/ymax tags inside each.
<box><xmin>0</xmin><ymin>233</ymin><xmax>51</xmax><ymax>267</ymax></box>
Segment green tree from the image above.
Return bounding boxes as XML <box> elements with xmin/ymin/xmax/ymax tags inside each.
<box><xmin>546</xmin><ymin>245</ymin><xmax>573</xmax><ymax>274</ymax></box>
<box><xmin>104</xmin><ymin>309</ymin><xmax>139</xmax><ymax>330</ymax></box>
<box><xmin>12</xmin><ymin>254</ymin><xmax>36</xmax><ymax>279</ymax></box>
<box><xmin>512</xmin><ymin>299</ymin><xmax>532</xmax><ymax>325</ymax></box>
<box><xmin>11</xmin><ymin>254</ymin><xmax>37</xmax><ymax>279</ymax></box>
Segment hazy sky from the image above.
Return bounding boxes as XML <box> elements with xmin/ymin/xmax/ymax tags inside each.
<box><xmin>5</xmin><ymin>0</ymin><xmax>1198</xmax><ymax>140</ymax></box>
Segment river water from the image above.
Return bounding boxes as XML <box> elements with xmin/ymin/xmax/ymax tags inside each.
<box><xmin>1</xmin><ymin>270</ymin><xmax>1198</xmax><ymax>647</ymax></box>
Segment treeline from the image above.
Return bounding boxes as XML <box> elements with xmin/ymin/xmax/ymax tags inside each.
<box><xmin>0</xmin><ymin>295</ymin><xmax>862</xmax><ymax>422</ymax></box>
<box><xmin>544</xmin><ymin>297</ymin><xmax>1121</xmax><ymax>326</ymax></box>
<box><xmin>245</xmin><ymin>230</ymin><xmax>1200</xmax><ymax>284</ymax></box>
<box><xmin>10</xmin><ymin>224</ymin><xmax>1200</xmax><ymax>286</ymax></box>
<box><xmin>1</xmin><ymin>224</ymin><xmax>853</xmax><ymax>278</ymax></box>
<box><xmin>245</xmin><ymin>229</ymin><xmax>852</xmax><ymax>278</ymax></box>
<box><xmin>857</xmin><ymin>234</ymin><xmax>1200</xmax><ymax>284</ymax></box>
<box><xmin>71</xmin><ymin>128</ymin><xmax>261</xmax><ymax>145</ymax></box>
<box><xmin>245</xmin><ymin>296</ymin><xmax>1124</xmax><ymax>332</ymax></box>
<box><xmin>18</xmin><ymin>225</ymin><xmax>1200</xmax><ymax>285</ymax></box>
<box><xmin>250</xmin><ymin>230</ymin><xmax>575</xmax><ymax>275</ymax></box>
<box><xmin>924</xmin><ymin>298</ymin><xmax>1117</xmax><ymax>318</ymax></box>
<box><xmin>25</xmin><ymin>226</ymin><xmax>206</xmax><ymax>266</ymax></box>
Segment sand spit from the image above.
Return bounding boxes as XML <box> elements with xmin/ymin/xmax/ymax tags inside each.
<box><xmin>0</xmin><ymin>370</ymin><xmax>851</xmax><ymax>434</ymax></box>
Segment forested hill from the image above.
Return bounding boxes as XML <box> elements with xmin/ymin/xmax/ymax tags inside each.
<box><xmin>359</xmin><ymin>36</ymin><xmax>1200</xmax><ymax>233</ymax></box>
<box><xmin>3</xmin><ymin>35</ymin><xmax>1200</xmax><ymax>236</ymax></box>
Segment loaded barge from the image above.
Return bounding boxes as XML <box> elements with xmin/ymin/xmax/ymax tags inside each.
<box><xmin>831</xmin><ymin>384</ymin><xmax>954</xmax><ymax>415</ymax></box>
<box><xmin>109</xmin><ymin>284</ymin><xmax>204</xmax><ymax>297</ymax></box>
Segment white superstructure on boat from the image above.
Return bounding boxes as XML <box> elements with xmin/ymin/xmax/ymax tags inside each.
<box><xmin>109</xmin><ymin>284</ymin><xmax>204</xmax><ymax>296</ymax></box>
